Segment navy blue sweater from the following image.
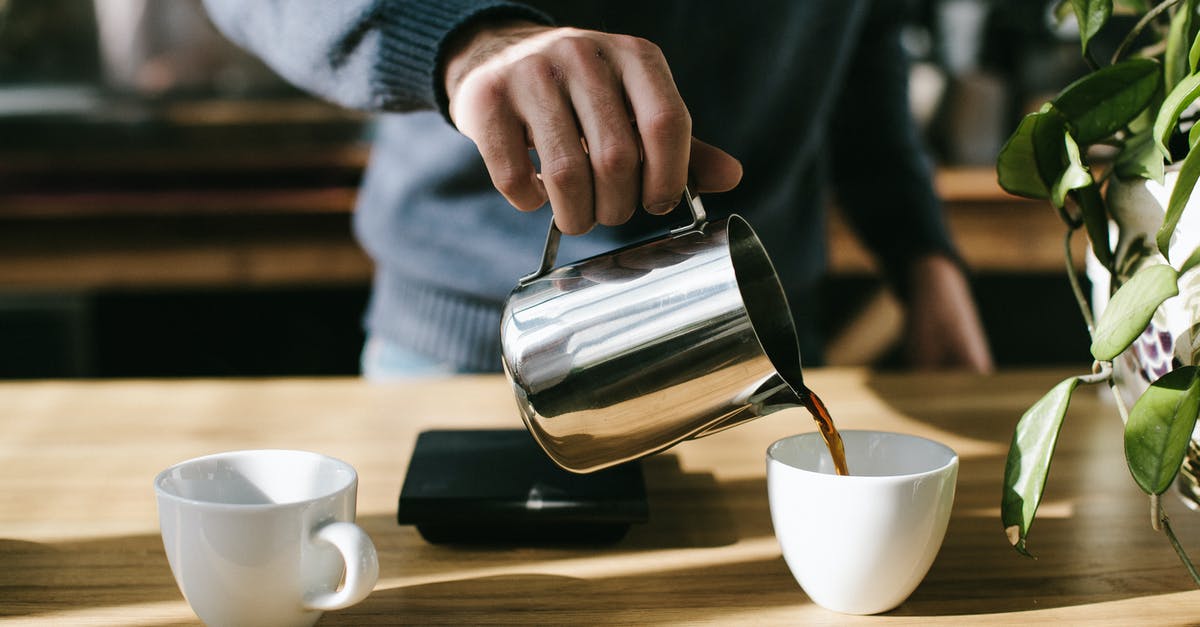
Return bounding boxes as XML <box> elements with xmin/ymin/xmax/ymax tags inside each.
<box><xmin>203</xmin><ymin>0</ymin><xmax>955</xmax><ymax>371</ymax></box>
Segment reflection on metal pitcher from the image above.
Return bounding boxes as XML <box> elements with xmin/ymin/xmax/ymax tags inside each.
<box><xmin>501</xmin><ymin>188</ymin><xmax>806</xmax><ymax>473</ymax></box>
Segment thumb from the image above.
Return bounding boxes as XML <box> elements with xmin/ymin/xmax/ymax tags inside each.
<box><xmin>689</xmin><ymin>137</ymin><xmax>743</xmax><ymax>193</ymax></box>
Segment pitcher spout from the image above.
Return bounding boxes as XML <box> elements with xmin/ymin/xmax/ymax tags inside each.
<box><xmin>691</xmin><ymin>372</ymin><xmax>805</xmax><ymax>439</ymax></box>
<box><xmin>754</xmin><ymin>372</ymin><xmax>806</xmax><ymax>414</ymax></box>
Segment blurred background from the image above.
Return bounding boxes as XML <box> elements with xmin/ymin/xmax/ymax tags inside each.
<box><xmin>0</xmin><ymin>0</ymin><xmax>1105</xmax><ymax>378</ymax></box>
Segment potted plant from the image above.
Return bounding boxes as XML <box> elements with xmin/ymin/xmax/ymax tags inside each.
<box><xmin>995</xmin><ymin>0</ymin><xmax>1200</xmax><ymax>584</ymax></box>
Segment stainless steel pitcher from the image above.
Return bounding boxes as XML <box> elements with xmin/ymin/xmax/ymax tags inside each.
<box><xmin>501</xmin><ymin>188</ymin><xmax>806</xmax><ymax>473</ymax></box>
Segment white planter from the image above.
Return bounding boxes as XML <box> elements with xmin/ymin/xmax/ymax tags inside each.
<box><xmin>1090</xmin><ymin>171</ymin><xmax>1200</xmax><ymax>507</ymax></box>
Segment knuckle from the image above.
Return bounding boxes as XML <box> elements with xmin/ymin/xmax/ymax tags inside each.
<box><xmin>556</xmin><ymin>36</ymin><xmax>598</xmax><ymax>64</ymax></box>
<box><xmin>452</xmin><ymin>79</ymin><xmax>506</xmax><ymax>129</ymax></box>
<box><xmin>540</xmin><ymin>154</ymin><xmax>589</xmax><ymax>190</ymax></box>
<box><xmin>623</xmin><ymin>35</ymin><xmax>661</xmax><ymax>59</ymax></box>
<box><xmin>591</xmin><ymin>142</ymin><xmax>639</xmax><ymax>177</ymax></box>
<box><xmin>514</xmin><ymin>53</ymin><xmax>555</xmax><ymax>83</ymax></box>
<box><xmin>489</xmin><ymin>163</ymin><xmax>530</xmax><ymax>198</ymax></box>
<box><xmin>642</xmin><ymin>106</ymin><xmax>691</xmax><ymax>142</ymax></box>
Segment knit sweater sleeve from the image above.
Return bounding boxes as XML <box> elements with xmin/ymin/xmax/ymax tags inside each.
<box><xmin>201</xmin><ymin>0</ymin><xmax>551</xmax><ymax>116</ymax></box>
<box><xmin>828</xmin><ymin>1</ymin><xmax>959</xmax><ymax>295</ymax></box>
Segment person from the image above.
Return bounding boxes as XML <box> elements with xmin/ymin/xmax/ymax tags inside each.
<box><xmin>201</xmin><ymin>0</ymin><xmax>994</xmax><ymax>378</ymax></box>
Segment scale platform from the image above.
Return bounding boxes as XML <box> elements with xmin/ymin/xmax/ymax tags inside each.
<box><xmin>397</xmin><ymin>429</ymin><xmax>648</xmax><ymax>544</ymax></box>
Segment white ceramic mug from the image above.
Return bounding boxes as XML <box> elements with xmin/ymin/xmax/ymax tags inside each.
<box><xmin>767</xmin><ymin>430</ymin><xmax>958</xmax><ymax>615</ymax></box>
<box><xmin>155</xmin><ymin>450</ymin><xmax>379</xmax><ymax>627</ymax></box>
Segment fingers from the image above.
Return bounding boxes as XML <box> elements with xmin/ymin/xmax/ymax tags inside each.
<box><xmin>510</xmin><ymin>57</ymin><xmax>595</xmax><ymax>234</ymax></box>
<box><xmin>689</xmin><ymin>137</ymin><xmax>743</xmax><ymax>193</ymax></box>
<box><xmin>448</xmin><ymin>26</ymin><xmax>736</xmax><ymax>234</ymax></box>
<box><xmin>452</xmin><ymin>75</ymin><xmax>547</xmax><ymax>213</ymax></box>
<box><xmin>612</xmin><ymin>37</ymin><xmax>691</xmax><ymax>214</ymax></box>
<box><xmin>563</xmin><ymin>41</ymin><xmax>640</xmax><ymax>228</ymax></box>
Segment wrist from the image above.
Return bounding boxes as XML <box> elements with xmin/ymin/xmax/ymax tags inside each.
<box><xmin>907</xmin><ymin>252</ymin><xmax>957</xmax><ymax>288</ymax></box>
<box><xmin>897</xmin><ymin>251</ymin><xmax>966</xmax><ymax>298</ymax></box>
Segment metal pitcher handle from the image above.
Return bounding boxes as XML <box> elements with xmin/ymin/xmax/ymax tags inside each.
<box><xmin>518</xmin><ymin>184</ymin><xmax>708</xmax><ymax>286</ymax></box>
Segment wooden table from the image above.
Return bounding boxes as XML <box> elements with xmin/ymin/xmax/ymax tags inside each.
<box><xmin>2</xmin><ymin>368</ymin><xmax>1198</xmax><ymax>624</ymax></box>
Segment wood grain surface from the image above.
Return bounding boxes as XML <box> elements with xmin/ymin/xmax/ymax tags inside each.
<box><xmin>1</xmin><ymin>368</ymin><xmax>1198</xmax><ymax>624</ymax></box>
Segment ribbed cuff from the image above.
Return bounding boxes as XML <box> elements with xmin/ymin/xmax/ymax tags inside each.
<box><xmin>366</xmin><ymin>272</ymin><xmax>507</xmax><ymax>372</ymax></box>
<box><xmin>371</xmin><ymin>0</ymin><xmax>552</xmax><ymax>117</ymax></box>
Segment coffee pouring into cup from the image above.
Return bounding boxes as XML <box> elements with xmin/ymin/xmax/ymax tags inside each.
<box><xmin>501</xmin><ymin>186</ymin><xmax>842</xmax><ymax>474</ymax></box>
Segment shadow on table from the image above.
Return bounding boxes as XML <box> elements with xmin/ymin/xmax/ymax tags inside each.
<box><xmin>861</xmin><ymin>370</ymin><xmax>1199</xmax><ymax>617</ymax></box>
<box><xmin>628</xmin><ymin>453</ymin><xmax>754</xmax><ymax>548</ymax></box>
<box><xmin>862</xmin><ymin>371</ymin><xmax>1022</xmax><ymax>446</ymax></box>
<box><xmin>0</xmin><ymin>533</ymin><xmax>182</xmax><ymax>618</ymax></box>
<box><xmin>340</xmin><ymin>456</ymin><xmax>790</xmax><ymax>622</ymax></box>
<box><xmin>7</xmin><ymin>377</ymin><xmax>1194</xmax><ymax>623</ymax></box>
<box><xmin>387</xmin><ymin>452</ymin><xmax>750</xmax><ymax>552</ymax></box>
<box><xmin>0</xmin><ymin>452</ymin><xmax>747</xmax><ymax>621</ymax></box>
<box><xmin>339</xmin><ymin>557</ymin><xmax>802</xmax><ymax>624</ymax></box>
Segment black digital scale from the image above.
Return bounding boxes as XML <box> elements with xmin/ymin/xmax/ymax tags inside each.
<box><xmin>397</xmin><ymin>429</ymin><xmax>648</xmax><ymax>544</ymax></box>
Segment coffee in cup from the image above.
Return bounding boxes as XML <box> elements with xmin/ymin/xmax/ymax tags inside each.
<box><xmin>767</xmin><ymin>430</ymin><xmax>957</xmax><ymax>614</ymax></box>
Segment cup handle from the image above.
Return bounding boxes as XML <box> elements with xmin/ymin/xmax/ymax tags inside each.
<box><xmin>517</xmin><ymin>183</ymin><xmax>708</xmax><ymax>286</ymax></box>
<box><xmin>303</xmin><ymin>521</ymin><xmax>380</xmax><ymax>611</ymax></box>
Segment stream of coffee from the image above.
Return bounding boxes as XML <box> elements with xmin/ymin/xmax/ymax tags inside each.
<box><xmin>798</xmin><ymin>387</ymin><xmax>849</xmax><ymax>476</ymax></box>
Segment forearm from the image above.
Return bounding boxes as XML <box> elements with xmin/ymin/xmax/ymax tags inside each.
<box><xmin>830</xmin><ymin>3</ymin><xmax>958</xmax><ymax>294</ymax></box>
<box><xmin>903</xmin><ymin>253</ymin><xmax>994</xmax><ymax>373</ymax></box>
<box><xmin>201</xmin><ymin>0</ymin><xmax>549</xmax><ymax>113</ymax></box>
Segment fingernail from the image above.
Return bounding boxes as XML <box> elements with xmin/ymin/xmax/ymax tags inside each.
<box><xmin>646</xmin><ymin>199</ymin><xmax>678</xmax><ymax>214</ymax></box>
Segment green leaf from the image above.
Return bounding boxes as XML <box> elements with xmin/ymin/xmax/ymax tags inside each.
<box><xmin>997</xmin><ymin>109</ymin><xmax>1066</xmax><ymax>200</ymax></box>
<box><xmin>1190</xmin><ymin>28</ymin><xmax>1200</xmax><ymax>73</ymax></box>
<box><xmin>1154</xmin><ymin>72</ymin><xmax>1200</xmax><ymax>160</ymax></box>
<box><xmin>1091</xmin><ymin>264</ymin><xmax>1180</xmax><ymax>360</ymax></box>
<box><xmin>1158</xmin><ymin>142</ymin><xmax>1200</xmax><ymax>259</ymax></box>
<box><xmin>1181</xmin><ymin>244</ymin><xmax>1200</xmax><ymax>274</ymax></box>
<box><xmin>1051</xmin><ymin>132</ymin><xmax>1093</xmax><ymax>208</ymax></box>
<box><xmin>1053</xmin><ymin>58</ymin><xmax>1160</xmax><ymax>144</ymax></box>
<box><xmin>1115</xmin><ymin>0</ymin><xmax>1148</xmax><ymax>12</ymax></box>
<box><xmin>1166</xmin><ymin>0</ymin><xmax>1198</xmax><ymax>92</ymax></box>
<box><xmin>1072</xmin><ymin>0</ymin><xmax>1113</xmax><ymax>56</ymax></box>
<box><xmin>1075</xmin><ymin>184</ymin><xmax>1113</xmax><ymax>267</ymax></box>
<box><xmin>1115</xmin><ymin>130</ymin><xmax>1166</xmax><ymax>184</ymax></box>
<box><xmin>1125</xmin><ymin>366</ymin><xmax>1200</xmax><ymax>495</ymax></box>
<box><xmin>997</xmin><ymin>113</ymin><xmax>1048</xmax><ymax>199</ymax></box>
<box><xmin>1002</xmin><ymin>377</ymin><xmax>1081</xmax><ymax>556</ymax></box>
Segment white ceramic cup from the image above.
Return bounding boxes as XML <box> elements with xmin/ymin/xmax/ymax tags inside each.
<box><xmin>155</xmin><ymin>450</ymin><xmax>379</xmax><ymax>627</ymax></box>
<box><xmin>767</xmin><ymin>430</ymin><xmax>958</xmax><ymax>615</ymax></box>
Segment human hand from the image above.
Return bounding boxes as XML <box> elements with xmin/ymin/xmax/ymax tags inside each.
<box><xmin>904</xmin><ymin>254</ymin><xmax>994</xmax><ymax>373</ymax></box>
<box><xmin>444</xmin><ymin>21</ymin><xmax>743</xmax><ymax>234</ymax></box>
